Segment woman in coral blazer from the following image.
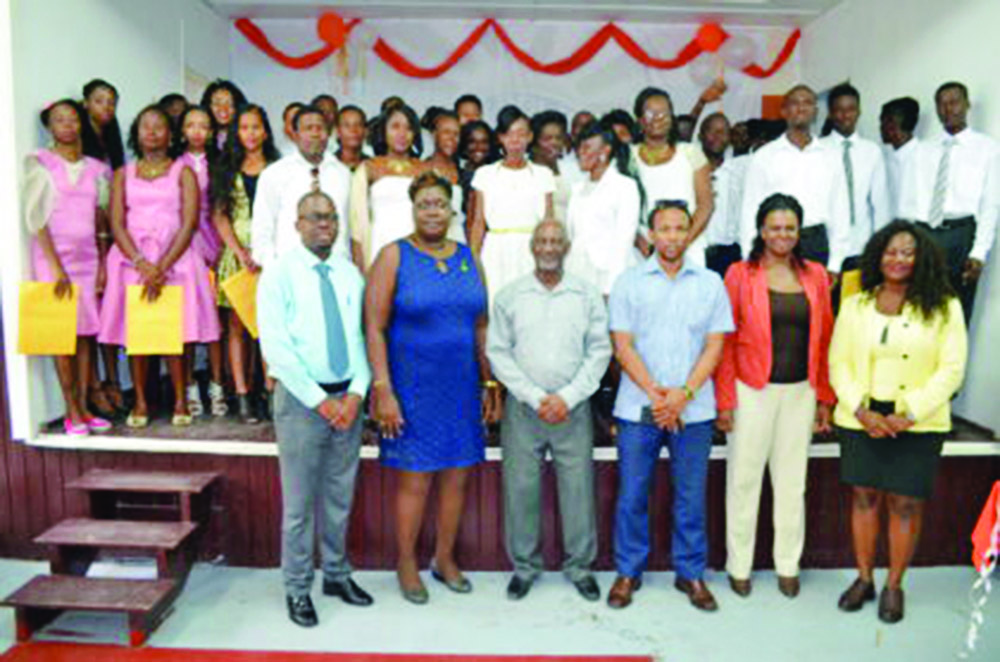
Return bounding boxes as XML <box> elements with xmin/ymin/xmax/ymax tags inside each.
<box><xmin>715</xmin><ymin>193</ymin><xmax>835</xmax><ymax>600</ymax></box>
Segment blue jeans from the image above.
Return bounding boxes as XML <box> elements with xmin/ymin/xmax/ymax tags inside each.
<box><xmin>613</xmin><ymin>419</ymin><xmax>714</xmax><ymax>580</ymax></box>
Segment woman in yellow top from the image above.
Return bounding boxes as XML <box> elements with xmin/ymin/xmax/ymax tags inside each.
<box><xmin>829</xmin><ymin>220</ymin><xmax>967</xmax><ymax>625</ymax></box>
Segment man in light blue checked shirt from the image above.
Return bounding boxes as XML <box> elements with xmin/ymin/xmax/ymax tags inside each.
<box><xmin>257</xmin><ymin>189</ymin><xmax>372</xmax><ymax>627</ymax></box>
<box><xmin>606</xmin><ymin>200</ymin><xmax>734</xmax><ymax>612</ymax></box>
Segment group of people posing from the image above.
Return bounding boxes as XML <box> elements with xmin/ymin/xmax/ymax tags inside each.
<box><xmin>23</xmin><ymin>76</ymin><xmax>991</xmax><ymax>629</ymax></box>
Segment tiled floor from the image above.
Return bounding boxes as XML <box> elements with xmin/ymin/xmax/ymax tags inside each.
<box><xmin>1</xmin><ymin>560</ymin><xmax>997</xmax><ymax>661</ymax></box>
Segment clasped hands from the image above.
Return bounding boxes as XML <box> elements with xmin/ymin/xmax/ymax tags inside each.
<box><xmin>856</xmin><ymin>407</ymin><xmax>913</xmax><ymax>438</ymax></box>
<box><xmin>646</xmin><ymin>385</ymin><xmax>689</xmax><ymax>432</ymax></box>
<box><xmin>135</xmin><ymin>258</ymin><xmax>167</xmax><ymax>301</ymax></box>
<box><xmin>536</xmin><ymin>394</ymin><xmax>569</xmax><ymax>424</ymax></box>
<box><xmin>317</xmin><ymin>393</ymin><xmax>362</xmax><ymax>431</ymax></box>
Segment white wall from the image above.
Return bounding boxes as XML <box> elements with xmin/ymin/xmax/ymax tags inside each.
<box><xmin>2</xmin><ymin>0</ymin><xmax>230</xmax><ymax>439</ymax></box>
<box><xmin>802</xmin><ymin>0</ymin><xmax>1000</xmax><ymax>431</ymax></box>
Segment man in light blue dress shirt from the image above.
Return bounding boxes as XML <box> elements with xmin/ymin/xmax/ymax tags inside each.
<box><xmin>606</xmin><ymin>200</ymin><xmax>734</xmax><ymax>612</ymax></box>
<box><xmin>257</xmin><ymin>190</ymin><xmax>372</xmax><ymax>627</ymax></box>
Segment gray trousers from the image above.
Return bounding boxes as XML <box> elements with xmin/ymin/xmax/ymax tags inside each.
<box><xmin>274</xmin><ymin>382</ymin><xmax>361</xmax><ymax>596</ymax></box>
<box><xmin>501</xmin><ymin>394</ymin><xmax>596</xmax><ymax>582</ymax></box>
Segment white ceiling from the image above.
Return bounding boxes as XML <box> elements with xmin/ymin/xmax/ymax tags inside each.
<box><xmin>204</xmin><ymin>0</ymin><xmax>843</xmax><ymax>25</ymax></box>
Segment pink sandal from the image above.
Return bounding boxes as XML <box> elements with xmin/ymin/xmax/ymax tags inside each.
<box><xmin>83</xmin><ymin>416</ymin><xmax>113</xmax><ymax>433</ymax></box>
<box><xmin>63</xmin><ymin>418</ymin><xmax>89</xmax><ymax>437</ymax></box>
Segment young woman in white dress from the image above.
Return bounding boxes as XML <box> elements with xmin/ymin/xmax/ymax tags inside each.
<box><xmin>349</xmin><ymin>104</ymin><xmax>425</xmax><ymax>270</ymax></box>
<box><xmin>469</xmin><ymin>105</ymin><xmax>555</xmax><ymax>305</ymax></box>
<box><xmin>629</xmin><ymin>87</ymin><xmax>714</xmax><ymax>264</ymax></box>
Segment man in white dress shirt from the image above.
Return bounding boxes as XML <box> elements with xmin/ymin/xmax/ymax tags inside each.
<box><xmin>252</xmin><ymin>105</ymin><xmax>352</xmax><ymax>268</ymax></box>
<box><xmin>879</xmin><ymin>97</ymin><xmax>924</xmax><ymax>221</ymax></box>
<box><xmin>699</xmin><ymin>112</ymin><xmax>742</xmax><ymax>277</ymax></box>
<box><xmin>820</xmin><ymin>83</ymin><xmax>890</xmax><ymax>270</ymax></box>
<box><xmin>920</xmin><ymin>82</ymin><xmax>1000</xmax><ymax>321</ymax></box>
<box><xmin>740</xmin><ymin>85</ymin><xmax>850</xmax><ymax>273</ymax></box>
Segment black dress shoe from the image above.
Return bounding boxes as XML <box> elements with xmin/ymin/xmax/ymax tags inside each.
<box><xmin>777</xmin><ymin>574</ymin><xmax>800</xmax><ymax>598</ymax></box>
<box><xmin>728</xmin><ymin>575</ymin><xmax>752</xmax><ymax>597</ymax></box>
<box><xmin>572</xmin><ymin>576</ymin><xmax>601</xmax><ymax>602</ymax></box>
<box><xmin>287</xmin><ymin>594</ymin><xmax>318</xmax><ymax>627</ymax></box>
<box><xmin>878</xmin><ymin>586</ymin><xmax>904</xmax><ymax>624</ymax></box>
<box><xmin>431</xmin><ymin>563</ymin><xmax>473</xmax><ymax>593</ymax></box>
<box><xmin>506</xmin><ymin>575</ymin><xmax>533</xmax><ymax>600</ymax></box>
<box><xmin>837</xmin><ymin>578</ymin><xmax>876</xmax><ymax>612</ymax></box>
<box><xmin>323</xmin><ymin>577</ymin><xmax>374</xmax><ymax>606</ymax></box>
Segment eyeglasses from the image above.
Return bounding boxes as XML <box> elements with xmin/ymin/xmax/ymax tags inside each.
<box><xmin>643</xmin><ymin>110</ymin><xmax>671</xmax><ymax>121</ymax></box>
<box><xmin>299</xmin><ymin>212</ymin><xmax>337</xmax><ymax>223</ymax></box>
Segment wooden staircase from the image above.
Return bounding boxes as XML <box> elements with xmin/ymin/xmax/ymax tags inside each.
<box><xmin>2</xmin><ymin>469</ymin><xmax>221</xmax><ymax>647</ymax></box>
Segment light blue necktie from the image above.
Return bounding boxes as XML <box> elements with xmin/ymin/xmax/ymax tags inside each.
<box><xmin>314</xmin><ymin>263</ymin><xmax>349</xmax><ymax>376</ymax></box>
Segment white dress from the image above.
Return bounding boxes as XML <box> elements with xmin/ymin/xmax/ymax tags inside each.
<box><xmin>566</xmin><ymin>168</ymin><xmax>641</xmax><ymax>296</ymax></box>
<box><xmin>369</xmin><ymin>175</ymin><xmax>415</xmax><ymax>264</ymax></box>
<box><xmin>633</xmin><ymin>143</ymin><xmax>708</xmax><ymax>266</ymax></box>
<box><xmin>472</xmin><ymin>162</ymin><xmax>556</xmax><ymax>304</ymax></box>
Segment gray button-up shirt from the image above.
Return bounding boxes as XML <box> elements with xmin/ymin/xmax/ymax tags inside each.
<box><xmin>487</xmin><ymin>272</ymin><xmax>612</xmax><ymax>411</ymax></box>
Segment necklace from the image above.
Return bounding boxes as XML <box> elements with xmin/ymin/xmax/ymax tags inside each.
<box><xmin>386</xmin><ymin>157</ymin><xmax>412</xmax><ymax>175</ymax></box>
<box><xmin>410</xmin><ymin>236</ymin><xmax>453</xmax><ymax>274</ymax></box>
<box><xmin>640</xmin><ymin>142</ymin><xmax>674</xmax><ymax>165</ymax></box>
<box><xmin>137</xmin><ymin>158</ymin><xmax>170</xmax><ymax>179</ymax></box>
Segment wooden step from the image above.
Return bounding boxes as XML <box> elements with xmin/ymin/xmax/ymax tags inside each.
<box><xmin>35</xmin><ymin>519</ymin><xmax>198</xmax><ymax>550</ymax></box>
<box><xmin>66</xmin><ymin>469</ymin><xmax>220</xmax><ymax>494</ymax></box>
<box><xmin>34</xmin><ymin>519</ymin><xmax>200</xmax><ymax>579</ymax></box>
<box><xmin>66</xmin><ymin>469</ymin><xmax>221</xmax><ymax>523</ymax></box>
<box><xmin>2</xmin><ymin>575</ymin><xmax>177</xmax><ymax>646</ymax></box>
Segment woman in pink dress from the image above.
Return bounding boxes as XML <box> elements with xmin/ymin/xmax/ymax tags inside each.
<box><xmin>177</xmin><ymin>105</ymin><xmax>226</xmax><ymax>418</ymax></box>
<box><xmin>24</xmin><ymin>99</ymin><xmax>113</xmax><ymax>436</ymax></box>
<box><xmin>98</xmin><ymin>105</ymin><xmax>221</xmax><ymax>428</ymax></box>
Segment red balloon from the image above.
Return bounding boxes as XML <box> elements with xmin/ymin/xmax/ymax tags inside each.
<box><xmin>317</xmin><ymin>12</ymin><xmax>347</xmax><ymax>49</ymax></box>
<box><xmin>695</xmin><ymin>22</ymin><xmax>728</xmax><ymax>53</ymax></box>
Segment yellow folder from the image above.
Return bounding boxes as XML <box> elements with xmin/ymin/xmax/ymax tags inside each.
<box><xmin>220</xmin><ymin>269</ymin><xmax>260</xmax><ymax>339</ymax></box>
<box><xmin>840</xmin><ymin>269</ymin><xmax>862</xmax><ymax>301</ymax></box>
<box><xmin>18</xmin><ymin>281</ymin><xmax>78</xmax><ymax>355</ymax></box>
<box><xmin>126</xmin><ymin>285</ymin><xmax>184</xmax><ymax>355</ymax></box>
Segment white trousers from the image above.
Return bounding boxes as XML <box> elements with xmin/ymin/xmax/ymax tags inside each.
<box><xmin>725</xmin><ymin>380</ymin><xmax>817</xmax><ymax>579</ymax></box>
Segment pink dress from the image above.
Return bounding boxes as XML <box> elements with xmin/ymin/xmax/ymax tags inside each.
<box><xmin>98</xmin><ymin>160</ymin><xmax>221</xmax><ymax>346</ymax></box>
<box><xmin>179</xmin><ymin>152</ymin><xmax>221</xmax><ymax>266</ymax></box>
<box><xmin>30</xmin><ymin>149</ymin><xmax>109</xmax><ymax>336</ymax></box>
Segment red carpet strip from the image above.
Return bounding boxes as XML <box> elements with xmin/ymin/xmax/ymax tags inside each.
<box><xmin>1</xmin><ymin>643</ymin><xmax>652</xmax><ymax>662</ymax></box>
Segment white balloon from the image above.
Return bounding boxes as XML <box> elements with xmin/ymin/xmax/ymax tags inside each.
<box><xmin>688</xmin><ymin>54</ymin><xmax>722</xmax><ymax>89</ymax></box>
<box><xmin>719</xmin><ymin>34</ymin><xmax>759</xmax><ymax>70</ymax></box>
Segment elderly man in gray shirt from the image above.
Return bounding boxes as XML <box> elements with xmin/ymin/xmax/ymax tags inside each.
<box><xmin>487</xmin><ymin>219</ymin><xmax>612</xmax><ymax>602</ymax></box>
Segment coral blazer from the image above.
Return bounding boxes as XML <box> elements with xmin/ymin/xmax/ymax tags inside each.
<box><xmin>715</xmin><ymin>259</ymin><xmax>836</xmax><ymax>411</ymax></box>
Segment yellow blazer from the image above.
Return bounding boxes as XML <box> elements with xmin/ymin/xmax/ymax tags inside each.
<box><xmin>829</xmin><ymin>293</ymin><xmax>967</xmax><ymax>432</ymax></box>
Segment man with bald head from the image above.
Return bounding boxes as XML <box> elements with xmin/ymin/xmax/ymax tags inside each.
<box><xmin>740</xmin><ymin>84</ymin><xmax>851</xmax><ymax>273</ymax></box>
<box><xmin>487</xmin><ymin>219</ymin><xmax>612</xmax><ymax>603</ymax></box>
<box><xmin>258</xmin><ymin>190</ymin><xmax>372</xmax><ymax>627</ymax></box>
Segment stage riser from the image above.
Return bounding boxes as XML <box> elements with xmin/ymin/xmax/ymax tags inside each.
<box><xmin>0</xmin><ymin>440</ymin><xmax>995</xmax><ymax>571</ymax></box>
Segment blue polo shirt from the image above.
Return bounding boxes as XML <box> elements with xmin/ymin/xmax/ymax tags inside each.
<box><xmin>609</xmin><ymin>254</ymin><xmax>734</xmax><ymax>424</ymax></box>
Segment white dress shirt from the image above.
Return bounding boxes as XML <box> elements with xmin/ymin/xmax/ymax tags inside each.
<box><xmin>918</xmin><ymin>128</ymin><xmax>1000</xmax><ymax>262</ymax></box>
<box><xmin>565</xmin><ymin>167</ymin><xmax>641</xmax><ymax>295</ymax></box>
<box><xmin>820</xmin><ymin>131</ymin><xmax>891</xmax><ymax>257</ymax></box>
<box><xmin>704</xmin><ymin>158</ymin><xmax>740</xmax><ymax>247</ymax></box>
<box><xmin>741</xmin><ymin>133</ymin><xmax>851</xmax><ymax>271</ymax></box>
<box><xmin>257</xmin><ymin>242</ymin><xmax>370</xmax><ymax>409</ymax></box>
<box><xmin>884</xmin><ymin>138</ymin><xmax>921</xmax><ymax>221</ymax></box>
<box><xmin>251</xmin><ymin>150</ymin><xmax>352</xmax><ymax>268</ymax></box>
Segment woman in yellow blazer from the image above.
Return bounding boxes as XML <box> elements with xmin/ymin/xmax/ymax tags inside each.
<box><xmin>829</xmin><ymin>220</ymin><xmax>967</xmax><ymax>625</ymax></box>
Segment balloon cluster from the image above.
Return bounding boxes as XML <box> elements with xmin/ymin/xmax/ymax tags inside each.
<box><xmin>689</xmin><ymin>22</ymin><xmax>760</xmax><ymax>89</ymax></box>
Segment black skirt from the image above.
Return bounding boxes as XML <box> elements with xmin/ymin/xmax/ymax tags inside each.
<box><xmin>837</xmin><ymin>425</ymin><xmax>945</xmax><ymax>499</ymax></box>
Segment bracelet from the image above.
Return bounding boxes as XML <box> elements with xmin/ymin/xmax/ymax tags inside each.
<box><xmin>96</xmin><ymin>232</ymin><xmax>111</xmax><ymax>239</ymax></box>
<box><xmin>482</xmin><ymin>380</ymin><xmax>500</xmax><ymax>389</ymax></box>
<box><xmin>682</xmin><ymin>384</ymin><xmax>695</xmax><ymax>401</ymax></box>
<box><xmin>372</xmin><ymin>379</ymin><xmax>391</xmax><ymax>390</ymax></box>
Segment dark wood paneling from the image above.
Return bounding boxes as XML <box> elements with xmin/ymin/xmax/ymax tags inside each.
<box><xmin>1</xmin><ymin>325</ymin><xmax>997</xmax><ymax>570</ymax></box>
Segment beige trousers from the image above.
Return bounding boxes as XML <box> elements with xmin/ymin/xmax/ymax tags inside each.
<box><xmin>725</xmin><ymin>380</ymin><xmax>816</xmax><ymax>579</ymax></box>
